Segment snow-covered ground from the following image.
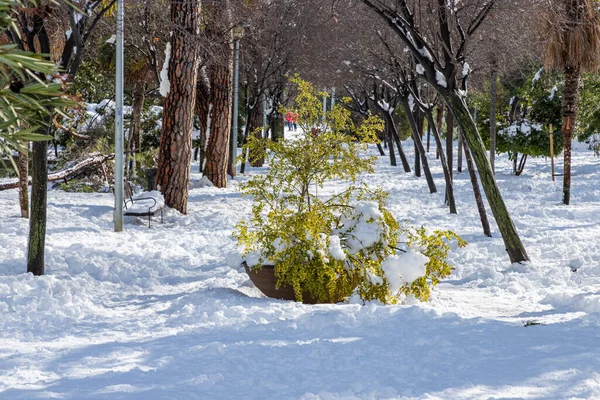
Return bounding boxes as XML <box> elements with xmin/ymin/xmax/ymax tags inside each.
<box><xmin>2</xmin><ymin>136</ymin><xmax>600</xmax><ymax>399</ymax></box>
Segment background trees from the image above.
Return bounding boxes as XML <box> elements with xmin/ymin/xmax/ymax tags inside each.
<box><xmin>7</xmin><ymin>0</ymin><xmax>600</xmax><ymax>272</ymax></box>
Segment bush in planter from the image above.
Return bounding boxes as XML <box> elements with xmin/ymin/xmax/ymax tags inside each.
<box><xmin>235</xmin><ymin>76</ymin><xmax>465</xmax><ymax>304</ymax></box>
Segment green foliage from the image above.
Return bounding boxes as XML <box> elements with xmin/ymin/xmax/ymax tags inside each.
<box><xmin>235</xmin><ymin>76</ymin><xmax>465</xmax><ymax>304</ymax></box>
<box><xmin>0</xmin><ymin>0</ymin><xmax>73</xmax><ymax>163</ymax></box>
<box><xmin>70</xmin><ymin>60</ymin><xmax>114</xmax><ymax>103</ymax></box>
<box><xmin>57</xmin><ymin>179</ymin><xmax>96</xmax><ymax>193</ymax></box>
<box><xmin>140</xmin><ymin>106</ymin><xmax>163</xmax><ymax>150</ymax></box>
<box><xmin>578</xmin><ymin>73</ymin><xmax>600</xmax><ymax>142</ymax></box>
<box><xmin>470</xmin><ymin>69</ymin><xmax>564</xmax><ymax>160</ymax></box>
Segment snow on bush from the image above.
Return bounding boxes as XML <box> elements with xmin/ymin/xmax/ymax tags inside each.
<box><xmin>381</xmin><ymin>251</ymin><xmax>429</xmax><ymax>293</ymax></box>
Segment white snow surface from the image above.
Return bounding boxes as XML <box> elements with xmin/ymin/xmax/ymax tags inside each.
<box><xmin>3</xmin><ymin>135</ymin><xmax>600</xmax><ymax>398</ymax></box>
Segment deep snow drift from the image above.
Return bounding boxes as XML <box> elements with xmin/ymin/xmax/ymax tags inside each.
<box><xmin>2</xmin><ymin>139</ymin><xmax>600</xmax><ymax>399</ymax></box>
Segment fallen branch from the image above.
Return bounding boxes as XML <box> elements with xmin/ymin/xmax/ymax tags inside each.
<box><xmin>0</xmin><ymin>153</ymin><xmax>115</xmax><ymax>191</ymax></box>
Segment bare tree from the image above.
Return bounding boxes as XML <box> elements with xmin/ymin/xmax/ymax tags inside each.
<box><xmin>359</xmin><ymin>0</ymin><xmax>529</xmax><ymax>263</ymax></box>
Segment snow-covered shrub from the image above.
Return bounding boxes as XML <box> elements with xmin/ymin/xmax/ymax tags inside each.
<box><xmin>235</xmin><ymin>76</ymin><xmax>465</xmax><ymax>304</ymax></box>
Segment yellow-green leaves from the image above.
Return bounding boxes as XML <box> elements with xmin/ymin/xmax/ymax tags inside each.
<box><xmin>235</xmin><ymin>76</ymin><xmax>464</xmax><ymax>304</ymax></box>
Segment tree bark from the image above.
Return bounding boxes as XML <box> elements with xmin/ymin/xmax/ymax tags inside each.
<box><xmin>26</xmin><ymin>13</ymin><xmax>51</xmax><ymax>276</ymax></box>
<box><xmin>426</xmin><ymin>110</ymin><xmax>455</xmax><ymax>213</ymax></box>
<box><xmin>446</xmin><ymin>109</ymin><xmax>454</xmax><ymax>179</ymax></box>
<box><xmin>402</xmin><ymin>98</ymin><xmax>436</xmax><ymax>193</ymax></box>
<box><xmin>27</xmin><ymin>140</ymin><xmax>47</xmax><ymax>275</ymax></box>
<box><xmin>457</xmin><ymin>130</ymin><xmax>463</xmax><ymax>173</ymax></box>
<box><xmin>490</xmin><ymin>67</ymin><xmax>498</xmax><ymax>174</ymax></box>
<box><xmin>436</xmin><ymin>102</ymin><xmax>444</xmax><ymax>160</ymax></box>
<box><xmin>248</xmin><ymin>98</ymin><xmax>264</xmax><ymax>167</ymax></box>
<box><xmin>195</xmin><ymin>71</ymin><xmax>211</xmax><ymax>172</ymax></box>
<box><xmin>385</xmin><ymin>121</ymin><xmax>397</xmax><ymax>167</ymax></box>
<box><xmin>155</xmin><ymin>0</ymin><xmax>200</xmax><ymax>214</ymax></box>
<box><xmin>18</xmin><ymin>150</ymin><xmax>29</xmax><ymax>218</ymax></box>
<box><xmin>463</xmin><ymin>138</ymin><xmax>492</xmax><ymax>237</ymax></box>
<box><xmin>203</xmin><ymin>64</ymin><xmax>232</xmax><ymax>188</ymax></box>
<box><xmin>562</xmin><ymin>65</ymin><xmax>580</xmax><ymax>205</ymax></box>
<box><xmin>446</xmin><ymin>92</ymin><xmax>528</xmax><ymax>262</ymax></box>
<box><xmin>389</xmin><ymin>115</ymin><xmax>411</xmax><ymax>172</ymax></box>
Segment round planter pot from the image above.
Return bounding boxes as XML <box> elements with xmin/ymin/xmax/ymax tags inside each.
<box><xmin>243</xmin><ymin>262</ymin><xmax>329</xmax><ymax>304</ymax></box>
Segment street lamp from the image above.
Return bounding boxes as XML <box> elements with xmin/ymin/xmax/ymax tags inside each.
<box><xmin>229</xmin><ymin>24</ymin><xmax>245</xmax><ymax>177</ymax></box>
<box><xmin>114</xmin><ymin>0</ymin><xmax>124</xmax><ymax>232</ymax></box>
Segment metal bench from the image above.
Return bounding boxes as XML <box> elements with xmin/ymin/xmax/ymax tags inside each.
<box><xmin>122</xmin><ymin>182</ymin><xmax>164</xmax><ymax>227</ymax></box>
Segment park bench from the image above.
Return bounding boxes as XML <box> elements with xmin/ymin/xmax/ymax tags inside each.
<box><xmin>122</xmin><ymin>181</ymin><xmax>165</xmax><ymax>228</ymax></box>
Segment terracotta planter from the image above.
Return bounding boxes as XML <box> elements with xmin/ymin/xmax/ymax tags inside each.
<box><xmin>243</xmin><ymin>262</ymin><xmax>330</xmax><ymax>304</ymax></box>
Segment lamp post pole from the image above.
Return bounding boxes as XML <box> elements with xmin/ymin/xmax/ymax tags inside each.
<box><xmin>229</xmin><ymin>34</ymin><xmax>241</xmax><ymax>177</ymax></box>
<box><xmin>114</xmin><ymin>0</ymin><xmax>124</xmax><ymax>232</ymax></box>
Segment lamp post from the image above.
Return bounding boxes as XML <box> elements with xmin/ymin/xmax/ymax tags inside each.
<box><xmin>229</xmin><ymin>25</ymin><xmax>245</xmax><ymax>177</ymax></box>
<box><xmin>114</xmin><ymin>0</ymin><xmax>124</xmax><ymax>232</ymax></box>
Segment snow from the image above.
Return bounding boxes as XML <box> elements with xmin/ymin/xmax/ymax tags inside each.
<box><xmin>3</xmin><ymin>135</ymin><xmax>600</xmax><ymax>398</ymax></box>
<box><xmin>416</xmin><ymin>63</ymin><xmax>425</xmax><ymax>75</ymax></box>
<box><xmin>462</xmin><ymin>62</ymin><xmax>470</xmax><ymax>77</ymax></box>
<box><xmin>417</xmin><ymin>46</ymin><xmax>433</xmax><ymax>62</ymax></box>
<box><xmin>436</xmin><ymin>70</ymin><xmax>447</xmax><ymax>88</ymax></box>
<box><xmin>159</xmin><ymin>43</ymin><xmax>171</xmax><ymax>97</ymax></box>
<box><xmin>532</xmin><ymin>67</ymin><xmax>543</xmax><ymax>87</ymax></box>
<box><xmin>328</xmin><ymin>235</ymin><xmax>346</xmax><ymax>261</ymax></box>
<box><xmin>337</xmin><ymin>201</ymin><xmax>386</xmax><ymax>254</ymax></box>
<box><xmin>105</xmin><ymin>35</ymin><xmax>116</xmax><ymax>45</ymax></box>
<box><xmin>408</xmin><ymin>94</ymin><xmax>415</xmax><ymax>112</ymax></box>
<box><xmin>500</xmin><ymin>119</ymin><xmax>544</xmax><ymax>137</ymax></box>
<box><xmin>381</xmin><ymin>250</ymin><xmax>428</xmax><ymax>292</ymax></box>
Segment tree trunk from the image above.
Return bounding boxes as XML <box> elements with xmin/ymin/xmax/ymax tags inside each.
<box><xmin>203</xmin><ymin>64</ymin><xmax>232</xmax><ymax>188</ymax></box>
<box><xmin>490</xmin><ymin>67</ymin><xmax>498</xmax><ymax>174</ymax></box>
<box><xmin>436</xmin><ymin>102</ymin><xmax>444</xmax><ymax>159</ymax></box>
<box><xmin>515</xmin><ymin>154</ymin><xmax>528</xmax><ymax>176</ymax></box>
<box><xmin>248</xmin><ymin>99</ymin><xmax>264</xmax><ymax>167</ymax></box>
<box><xmin>27</xmin><ymin>140</ymin><xmax>47</xmax><ymax>275</ymax></box>
<box><xmin>457</xmin><ymin>130</ymin><xmax>463</xmax><ymax>173</ymax></box>
<box><xmin>426</xmin><ymin>109</ymin><xmax>456</xmax><ymax>213</ymax></box>
<box><xmin>562</xmin><ymin>65</ymin><xmax>580</xmax><ymax>205</ymax></box>
<box><xmin>462</xmin><ymin>138</ymin><xmax>492</xmax><ymax>237</ymax></box>
<box><xmin>26</xmin><ymin>13</ymin><xmax>51</xmax><ymax>276</ymax></box>
<box><xmin>389</xmin><ymin>115</ymin><xmax>411</xmax><ymax>172</ymax></box>
<box><xmin>446</xmin><ymin>92</ymin><xmax>528</xmax><ymax>262</ymax></box>
<box><xmin>385</xmin><ymin>121</ymin><xmax>397</xmax><ymax>166</ymax></box>
<box><xmin>155</xmin><ymin>0</ymin><xmax>200</xmax><ymax>214</ymax></box>
<box><xmin>402</xmin><ymin>98</ymin><xmax>436</xmax><ymax>193</ymax></box>
<box><xmin>413</xmin><ymin>138</ymin><xmax>421</xmax><ymax>176</ymax></box>
<box><xmin>446</xmin><ymin>109</ymin><xmax>454</xmax><ymax>180</ymax></box>
<box><xmin>195</xmin><ymin>73</ymin><xmax>211</xmax><ymax>172</ymax></box>
<box><xmin>18</xmin><ymin>150</ymin><xmax>29</xmax><ymax>218</ymax></box>
<box><xmin>376</xmin><ymin>142</ymin><xmax>385</xmax><ymax>156</ymax></box>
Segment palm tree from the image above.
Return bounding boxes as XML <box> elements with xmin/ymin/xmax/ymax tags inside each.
<box><xmin>0</xmin><ymin>0</ymin><xmax>72</xmax><ymax>276</ymax></box>
<box><xmin>544</xmin><ymin>0</ymin><xmax>600</xmax><ymax>205</ymax></box>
